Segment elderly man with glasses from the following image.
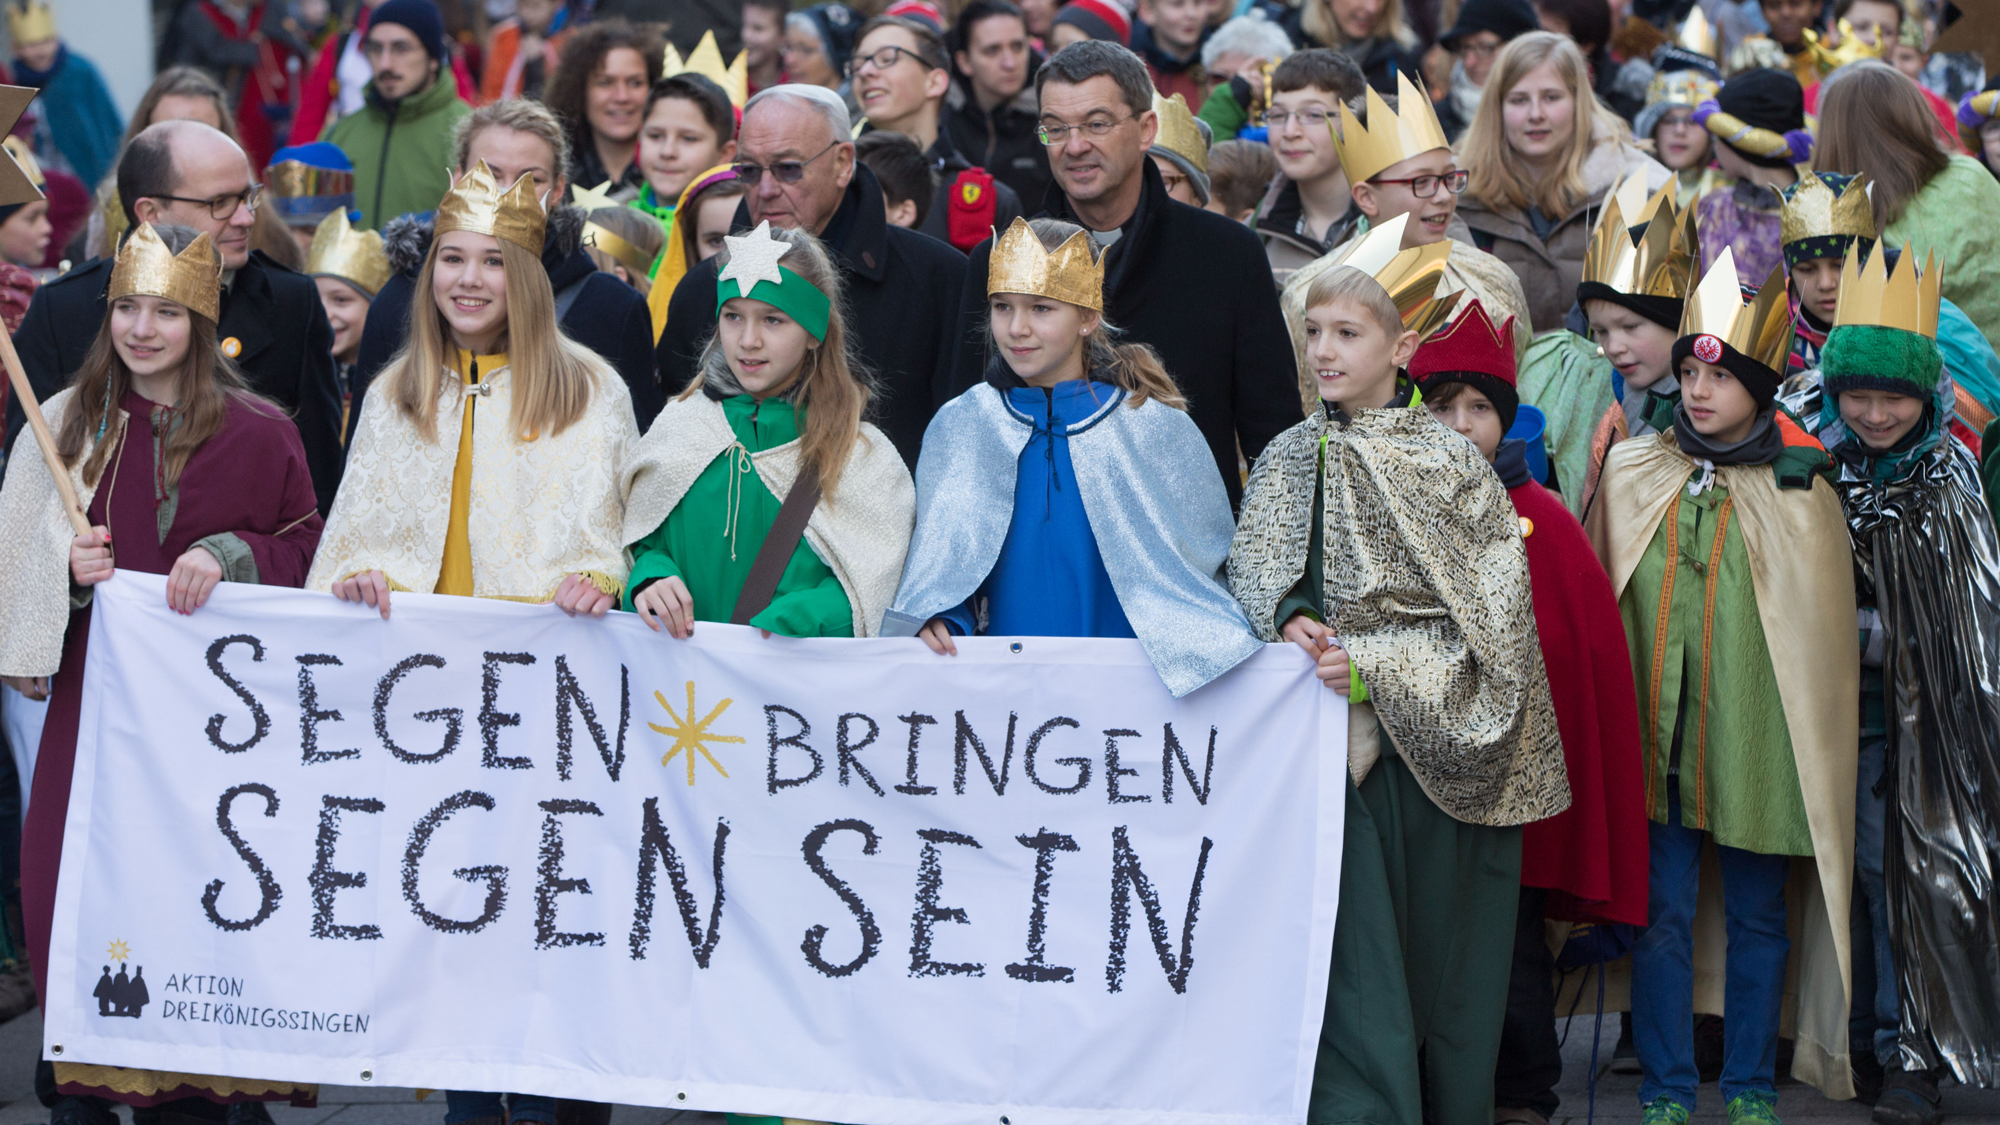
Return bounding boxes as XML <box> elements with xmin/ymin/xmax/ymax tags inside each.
<box><xmin>949</xmin><ymin>39</ymin><xmax>1297</xmax><ymax>510</ymax></box>
<box><xmin>4</xmin><ymin>119</ymin><xmax>345</xmax><ymax>513</ymax></box>
<box><xmin>654</xmin><ymin>82</ymin><xmax>968</xmax><ymax>468</ymax></box>
<box><xmin>851</xmin><ymin>14</ymin><xmax>1023</xmax><ymax>251</ymax></box>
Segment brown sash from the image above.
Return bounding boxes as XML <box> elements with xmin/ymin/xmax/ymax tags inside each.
<box><xmin>729</xmin><ymin>461</ymin><xmax>823</xmax><ymax>626</ymax></box>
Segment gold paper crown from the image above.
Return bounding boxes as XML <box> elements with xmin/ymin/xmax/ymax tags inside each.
<box><xmin>306</xmin><ymin>210</ymin><xmax>391</xmax><ymax>297</ymax></box>
<box><xmin>1</xmin><ymin>135</ymin><xmax>41</xmax><ymax>188</ymax></box>
<box><xmin>1644</xmin><ymin>67</ymin><xmax>1719</xmax><ymax>111</ymax></box>
<box><xmin>986</xmin><ymin>217</ymin><xmax>1105</xmax><ymax>312</ymax></box>
<box><xmin>1581</xmin><ymin>171</ymin><xmax>1696</xmax><ymax>298</ymax></box>
<box><xmin>663</xmin><ymin>30</ymin><xmax>749</xmax><ymax>108</ymax></box>
<box><xmin>1833</xmin><ymin>240</ymin><xmax>1941</xmax><ymax>338</ymax></box>
<box><xmin>5</xmin><ymin>0</ymin><xmax>54</xmax><ymax>44</ymax></box>
<box><xmin>1779</xmin><ymin>172</ymin><xmax>1874</xmax><ymax>247</ymax></box>
<box><xmin>1678</xmin><ymin>6</ymin><xmax>1717</xmax><ymax>58</ymax></box>
<box><xmin>1327</xmin><ymin>212</ymin><xmax>1461</xmax><ymax>338</ymax></box>
<box><xmin>435</xmin><ymin>160</ymin><xmax>547</xmax><ymax>253</ymax></box>
<box><xmin>1679</xmin><ymin>249</ymin><xmax>1792</xmax><ymax>376</ymax></box>
<box><xmin>1151</xmin><ymin>91</ymin><xmax>1208</xmax><ymax>175</ymax></box>
<box><xmin>1803</xmin><ymin>20</ymin><xmax>1883</xmax><ymax>71</ymax></box>
<box><xmin>1334</xmin><ymin>71</ymin><xmax>1451</xmax><ymax>187</ymax></box>
<box><xmin>109</xmin><ymin>222</ymin><xmax>222</xmax><ymax>322</ymax></box>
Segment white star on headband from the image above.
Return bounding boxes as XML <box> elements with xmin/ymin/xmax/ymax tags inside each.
<box><xmin>719</xmin><ymin>221</ymin><xmax>792</xmax><ymax>294</ymax></box>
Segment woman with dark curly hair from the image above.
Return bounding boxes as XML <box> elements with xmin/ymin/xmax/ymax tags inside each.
<box><xmin>543</xmin><ymin>18</ymin><xmax>665</xmax><ymax>193</ymax></box>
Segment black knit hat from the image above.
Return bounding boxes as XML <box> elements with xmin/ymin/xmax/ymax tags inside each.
<box><xmin>1438</xmin><ymin>0</ymin><xmax>1539</xmax><ymax>48</ymax></box>
<box><xmin>1672</xmin><ymin>331</ymin><xmax>1782</xmax><ymax>408</ymax></box>
<box><xmin>370</xmin><ymin>0</ymin><xmax>449</xmax><ymax>62</ymax></box>
<box><xmin>1712</xmin><ymin>67</ymin><xmax>1806</xmax><ymax>169</ymax></box>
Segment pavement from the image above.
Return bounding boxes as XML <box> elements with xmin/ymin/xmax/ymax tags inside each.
<box><xmin>0</xmin><ymin>1007</ymin><xmax>1989</xmax><ymax>1124</ymax></box>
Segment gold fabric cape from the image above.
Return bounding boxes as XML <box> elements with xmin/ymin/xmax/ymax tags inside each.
<box><xmin>1228</xmin><ymin>407</ymin><xmax>1570</xmax><ymax>827</ymax></box>
<box><xmin>618</xmin><ymin>392</ymin><xmax>917</xmax><ymax>636</ymax></box>
<box><xmin>307</xmin><ymin>358</ymin><xmax>638</xmax><ymax>599</ymax></box>
<box><xmin>1586</xmin><ymin>431</ymin><xmax>1859</xmax><ymax>1098</ymax></box>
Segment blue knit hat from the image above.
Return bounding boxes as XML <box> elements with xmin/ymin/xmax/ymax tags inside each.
<box><xmin>370</xmin><ymin>0</ymin><xmax>449</xmax><ymax>62</ymax></box>
<box><xmin>266</xmin><ymin>143</ymin><xmax>356</xmax><ymax>228</ymax></box>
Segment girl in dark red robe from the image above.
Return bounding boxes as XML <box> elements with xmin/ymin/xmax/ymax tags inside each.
<box><xmin>0</xmin><ymin>222</ymin><xmax>321</xmax><ymax>1119</ymax></box>
<box><xmin>1413</xmin><ymin>300</ymin><xmax>1648</xmax><ymax>1125</ymax></box>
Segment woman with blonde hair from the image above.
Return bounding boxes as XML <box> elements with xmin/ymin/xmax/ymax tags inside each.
<box><xmin>1457</xmin><ymin>30</ymin><xmax>1670</xmax><ymax>332</ymax></box>
<box><xmin>1817</xmin><ymin>59</ymin><xmax>2000</xmax><ymax>343</ymax></box>
<box><xmin>887</xmin><ymin>218</ymin><xmax>1260</xmax><ymax>698</ymax></box>
<box><xmin>310</xmin><ymin>161</ymin><xmax>637</xmax><ymax>623</ymax></box>
<box><xmin>621</xmin><ymin>221</ymin><xmax>915</xmax><ymax>640</ymax></box>
<box><xmin>1264</xmin><ymin>0</ymin><xmax>1420</xmax><ymax>90</ymax></box>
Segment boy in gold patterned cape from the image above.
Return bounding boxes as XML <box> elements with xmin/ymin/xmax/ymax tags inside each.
<box><xmin>1227</xmin><ymin>228</ymin><xmax>1568</xmax><ymax>1125</ymax></box>
<box><xmin>1587</xmin><ymin>249</ymin><xmax>1858</xmax><ymax>1119</ymax></box>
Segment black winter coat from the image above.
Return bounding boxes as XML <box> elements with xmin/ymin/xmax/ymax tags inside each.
<box><xmin>349</xmin><ymin>207</ymin><xmax>663</xmax><ymax>442</ymax></box>
<box><xmin>1253</xmin><ymin>0</ymin><xmax>1422</xmax><ymax>94</ymax></box>
<box><xmin>951</xmin><ymin>159</ymin><xmax>1302</xmax><ymax>508</ymax></box>
<box><xmin>657</xmin><ymin>163</ymin><xmax>969</xmax><ymax>468</ymax></box>
<box><xmin>942</xmin><ymin>84</ymin><xmax>1051</xmax><ymax>211</ymax></box>
<box><xmin>5</xmin><ymin>250</ymin><xmax>346</xmax><ymax>513</ymax></box>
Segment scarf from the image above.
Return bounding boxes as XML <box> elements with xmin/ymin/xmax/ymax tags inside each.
<box><xmin>11</xmin><ymin>43</ymin><xmax>61</xmax><ymax>87</ymax></box>
<box><xmin>1672</xmin><ymin>402</ymin><xmax>1783</xmax><ymax>493</ymax></box>
<box><xmin>1789</xmin><ymin>296</ymin><xmax>1827</xmax><ymax>375</ymax></box>
<box><xmin>1449</xmin><ymin>58</ymin><xmax>1482</xmax><ymax>127</ymax></box>
<box><xmin>1817</xmin><ymin>365</ymin><xmax>1954</xmax><ymax>484</ymax></box>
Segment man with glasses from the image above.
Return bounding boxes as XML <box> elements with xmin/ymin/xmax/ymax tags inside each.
<box><xmin>324</xmin><ymin>0</ymin><xmax>470</xmax><ymax>229</ymax></box>
<box><xmin>5</xmin><ymin>120</ymin><xmax>345</xmax><ymax>512</ymax></box>
<box><xmin>655</xmin><ymin>83</ymin><xmax>968</xmax><ymax>467</ymax></box>
<box><xmin>1252</xmin><ymin>49</ymin><xmax>1366</xmax><ymax>270</ymax></box>
<box><xmin>949</xmin><ymin>39</ymin><xmax>1298</xmax><ymax>510</ymax></box>
<box><xmin>852</xmin><ymin>14</ymin><xmax>1022</xmax><ymax>250</ymax></box>
<box><xmin>1280</xmin><ymin>73</ymin><xmax>1534</xmax><ymax>370</ymax></box>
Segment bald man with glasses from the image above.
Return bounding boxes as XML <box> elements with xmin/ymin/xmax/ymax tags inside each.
<box><xmin>654</xmin><ymin>83</ymin><xmax>968</xmax><ymax>468</ymax></box>
<box><xmin>5</xmin><ymin>120</ymin><xmax>345</xmax><ymax>514</ymax></box>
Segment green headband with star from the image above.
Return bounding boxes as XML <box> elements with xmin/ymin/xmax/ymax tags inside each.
<box><xmin>714</xmin><ymin>220</ymin><xmax>833</xmax><ymax>341</ymax></box>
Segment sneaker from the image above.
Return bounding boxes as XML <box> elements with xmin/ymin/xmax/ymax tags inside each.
<box><xmin>1872</xmin><ymin>1069</ymin><xmax>1941</xmax><ymax>1125</ymax></box>
<box><xmin>1642</xmin><ymin>1097</ymin><xmax>1690</xmax><ymax>1125</ymax></box>
<box><xmin>1727</xmin><ymin>1089</ymin><xmax>1782</xmax><ymax>1125</ymax></box>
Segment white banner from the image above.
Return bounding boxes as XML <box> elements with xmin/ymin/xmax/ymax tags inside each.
<box><xmin>49</xmin><ymin>572</ymin><xmax>1344</xmax><ymax>1125</ymax></box>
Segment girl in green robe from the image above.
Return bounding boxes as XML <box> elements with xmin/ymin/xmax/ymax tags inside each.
<box><xmin>619</xmin><ymin>221</ymin><xmax>915</xmax><ymax>639</ymax></box>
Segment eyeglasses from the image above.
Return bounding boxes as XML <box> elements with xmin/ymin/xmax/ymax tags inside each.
<box><xmin>1037</xmin><ymin>112</ymin><xmax>1137</xmax><ymax>146</ymax></box>
<box><xmin>362</xmin><ymin>37</ymin><xmax>423</xmax><ymax>60</ymax></box>
<box><xmin>1370</xmin><ymin>169</ymin><xmax>1469</xmax><ymax>198</ymax></box>
<box><xmin>1460</xmin><ymin>39</ymin><xmax>1503</xmax><ymax>57</ymax></box>
<box><xmin>846</xmin><ymin>44</ymin><xmax>938</xmax><ymax>77</ymax></box>
<box><xmin>1264</xmin><ymin>107</ymin><xmax>1334</xmax><ymax>129</ymax></box>
<box><xmin>732</xmin><ymin>140</ymin><xmax>840</xmax><ymax>185</ymax></box>
<box><xmin>152</xmin><ymin>184</ymin><xmax>264</xmax><ymax>219</ymax></box>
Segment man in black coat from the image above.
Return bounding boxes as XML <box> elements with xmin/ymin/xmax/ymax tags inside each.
<box><xmin>657</xmin><ymin>84</ymin><xmax>968</xmax><ymax>467</ymax></box>
<box><xmin>5</xmin><ymin>121</ymin><xmax>345</xmax><ymax>512</ymax></box>
<box><xmin>951</xmin><ymin>41</ymin><xmax>1300</xmax><ymax>507</ymax></box>
<box><xmin>348</xmin><ymin>102</ymin><xmax>662</xmax><ymax>439</ymax></box>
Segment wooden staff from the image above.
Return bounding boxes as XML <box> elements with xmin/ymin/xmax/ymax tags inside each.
<box><xmin>0</xmin><ymin>326</ymin><xmax>91</xmax><ymax>535</ymax></box>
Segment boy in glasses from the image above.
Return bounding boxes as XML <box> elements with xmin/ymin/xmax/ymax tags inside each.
<box><xmin>851</xmin><ymin>14</ymin><xmax>1022</xmax><ymax>250</ymax></box>
<box><xmin>1254</xmin><ymin>48</ymin><xmax>1366</xmax><ymax>269</ymax></box>
<box><xmin>1280</xmin><ymin>72</ymin><xmax>1533</xmax><ymax>392</ymax></box>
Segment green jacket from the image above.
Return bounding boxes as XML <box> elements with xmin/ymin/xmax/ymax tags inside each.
<box><xmin>624</xmin><ymin>394</ymin><xmax>853</xmax><ymax>637</ymax></box>
<box><xmin>324</xmin><ymin>76</ymin><xmax>471</xmax><ymax>230</ymax></box>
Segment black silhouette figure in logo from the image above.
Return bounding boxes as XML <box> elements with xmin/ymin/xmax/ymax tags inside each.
<box><xmin>92</xmin><ymin>964</ymin><xmax>150</xmax><ymax>1018</ymax></box>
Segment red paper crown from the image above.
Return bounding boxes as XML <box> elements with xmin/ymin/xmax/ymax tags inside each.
<box><xmin>1408</xmin><ymin>300</ymin><xmax>1516</xmax><ymax>387</ymax></box>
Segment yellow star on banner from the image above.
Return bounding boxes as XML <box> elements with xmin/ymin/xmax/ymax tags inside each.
<box><xmin>648</xmin><ymin>681</ymin><xmax>746</xmax><ymax>785</ymax></box>
<box><xmin>107</xmin><ymin>939</ymin><xmax>131</xmax><ymax>963</ymax></box>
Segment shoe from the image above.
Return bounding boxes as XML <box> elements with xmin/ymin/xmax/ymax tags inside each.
<box><xmin>1612</xmin><ymin>1012</ymin><xmax>1641</xmax><ymax>1075</ymax></box>
<box><xmin>1872</xmin><ymin>1069</ymin><xmax>1941</xmax><ymax>1125</ymax></box>
<box><xmin>225</xmin><ymin>1104</ymin><xmax>275</xmax><ymax>1125</ymax></box>
<box><xmin>1726</xmin><ymin>1089</ymin><xmax>1782</xmax><ymax>1125</ymax></box>
<box><xmin>1854</xmin><ymin>1052</ymin><xmax>1886</xmax><ymax>1106</ymax></box>
<box><xmin>1641</xmin><ymin>1097</ymin><xmax>1690</xmax><ymax>1125</ymax></box>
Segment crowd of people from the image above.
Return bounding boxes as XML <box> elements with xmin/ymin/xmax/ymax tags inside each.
<box><xmin>0</xmin><ymin>0</ymin><xmax>1998</xmax><ymax>1121</ymax></box>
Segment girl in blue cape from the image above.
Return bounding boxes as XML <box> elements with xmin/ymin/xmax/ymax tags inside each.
<box><xmin>883</xmin><ymin>217</ymin><xmax>1260</xmax><ymax>698</ymax></box>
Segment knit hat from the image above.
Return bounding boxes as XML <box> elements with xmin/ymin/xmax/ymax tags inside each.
<box><xmin>883</xmin><ymin>0</ymin><xmax>944</xmax><ymax>31</ymax></box>
<box><xmin>370</xmin><ymin>0</ymin><xmax>449</xmax><ymax>62</ymax></box>
<box><xmin>799</xmin><ymin>3</ymin><xmax>861</xmax><ymax>76</ymax></box>
<box><xmin>1696</xmin><ymin>67</ymin><xmax>1811</xmax><ymax>169</ymax></box>
<box><xmin>1672</xmin><ymin>331</ymin><xmax>1782</xmax><ymax>407</ymax></box>
<box><xmin>1820</xmin><ymin>324</ymin><xmax>1945</xmax><ymax>400</ymax></box>
<box><xmin>265</xmin><ymin>143</ymin><xmax>356</xmax><ymax>229</ymax></box>
<box><xmin>1052</xmin><ymin>0</ymin><xmax>1131</xmax><ymax>45</ymax></box>
<box><xmin>1409</xmin><ymin>300</ymin><xmax>1520</xmax><ymax>430</ymax></box>
<box><xmin>1436</xmin><ymin>0</ymin><xmax>1537</xmax><ymax>49</ymax></box>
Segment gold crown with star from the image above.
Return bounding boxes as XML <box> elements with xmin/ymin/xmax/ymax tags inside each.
<box><xmin>109</xmin><ymin>221</ymin><xmax>223</xmax><ymax>322</ymax></box>
<box><xmin>306</xmin><ymin>210</ymin><xmax>391</xmax><ymax>297</ymax></box>
<box><xmin>1334</xmin><ymin>71</ymin><xmax>1450</xmax><ymax>187</ymax></box>
<box><xmin>1679</xmin><ymin>247</ymin><xmax>1791</xmax><ymax>374</ymax></box>
<box><xmin>1582</xmin><ymin>171</ymin><xmax>1695</xmax><ymax>298</ymax></box>
<box><xmin>663</xmin><ymin>30</ymin><xmax>749</xmax><ymax>107</ymax></box>
<box><xmin>1780</xmin><ymin>172</ymin><xmax>1875</xmax><ymax>246</ymax></box>
<box><xmin>1151</xmin><ymin>91</ymin><xmax>1208</xmax><ymax>175</ymax></box>
<box><xmin>1834</xmin><ymin>240</ymin><xmax>1941</xmax><ymax>338</ymax></box>
<box><xmin>5</xmin><ymin>0</ymin><xmax>54</xmax><ymax>44</ymax></box>
<box><xmin>436</xmin><ymin>160</ymin><xmax>547</xmax><ymax>253</ymax></box>
<box><xmin>1326</xmin><ymin>212</ymin><xmax>1460</xmax><ymax>338</ymax></box>
<box><xmin>987</xmin><ymin>217</ymin><xmax>1105</xmax><ymax>312</ymax></box>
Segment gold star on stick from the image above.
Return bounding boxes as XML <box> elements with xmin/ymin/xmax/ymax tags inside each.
<box><xmin>569</xmin><ymin>179</ymin><xmax>621</xmax><ymax>212</ymax></box>
<box><xmin>0</xmin><ymin>87</ymin><xmax>44</xmax><ymax>207</ymax></box>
